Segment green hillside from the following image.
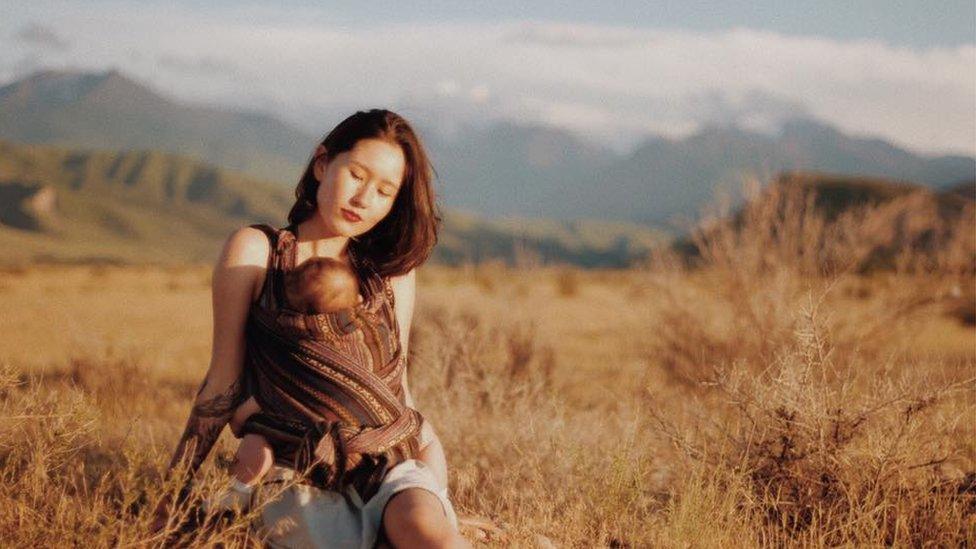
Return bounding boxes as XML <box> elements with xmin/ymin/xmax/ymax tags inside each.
<box><xmin>0</xmin><ymin>140</ymin><xmax>292</xmax><ymax>264</ymax></box>
<box><xmin>435</xmin><ymin>209</ymin><xmax>668</xmax><ymax>267</ymax></box>
<box><xmin>764</xmin><ymin>171</ymin><xmax>975</xmax><ymax>225</ymax></box>
<box><xmin>0</xmin><ymin>140</ymin><xmax>667</xmax><ymax>267</ymax></box>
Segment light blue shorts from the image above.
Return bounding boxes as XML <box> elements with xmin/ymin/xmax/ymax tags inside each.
<box><xmin>252</xmin><ymin>459</ymin><xmax>459</xmax><ymax>549</ymax></box>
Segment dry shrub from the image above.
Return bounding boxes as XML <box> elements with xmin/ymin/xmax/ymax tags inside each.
<box><xmin>644</xmin><ymin>176</ymin><xmax>964</xmax><ymax>385</ymax></box>
<box><xmin>641</xmin><ymin>174</ymin><xmax>976</xmax><ymax>545</ymax></box>
<box><xmin>414</xmin><ymin>306</ymin><xmax>555</xmax><ymax>410</ymax></box>
<box><xmin>409</xmin><ymin>305</ymin><xmax>660</xmax><ymax>545</ymax></box>
<box><xmin>649</xmin><ymin>298</ymin><xmax>975</xmax><ymax>545</ymax></box>
<box><xmin>679</xmin><ymin>174</ymin><xmax>975</xmax><ymax>278</ymax></box>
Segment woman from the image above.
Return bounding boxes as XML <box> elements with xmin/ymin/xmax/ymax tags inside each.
<box><xmin>156</xmin><ymin>109</ymin><xmax>471</xmax><ymax>548</ymax></box>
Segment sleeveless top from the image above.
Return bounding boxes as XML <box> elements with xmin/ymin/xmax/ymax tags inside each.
<box><xmin>240</xmin><ymin>223</ymin><xmax>423</xmax><ymax>502</ymax></box>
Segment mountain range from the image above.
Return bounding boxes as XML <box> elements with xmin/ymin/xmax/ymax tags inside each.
<box><xmin>2</xmin><ymin>69</ymin><xmax>972</xmax><ymax>229</ymax></box>
<box><xmin>541</xmin><ymin>120</ymin><xmax>974</xmax><ymax>225</ymax></box>
<box><xmin>0</xmin><ymin>69</ymin><xmax>314</xmax><ymax>184</ymax></box>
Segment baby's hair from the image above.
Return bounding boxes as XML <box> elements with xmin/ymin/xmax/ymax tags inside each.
<box><xmin>285</xmin><ymin>258</ymin><xmax>361</xmax><ymax>314</ymax></box>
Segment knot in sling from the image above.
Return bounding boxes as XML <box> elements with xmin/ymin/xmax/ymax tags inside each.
<box><xmin>240</xmin><ymin>224</ymin><xmax>423</xmax><ymax>503</ymax></box>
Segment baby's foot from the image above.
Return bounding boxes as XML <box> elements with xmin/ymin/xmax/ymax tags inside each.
<box><xmin>202</xmin><ymin>479</ymin><xmax>255</xmax><ymax>515</ymax></box>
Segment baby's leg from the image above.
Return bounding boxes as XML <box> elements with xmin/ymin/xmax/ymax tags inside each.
<box><xmin>232</xmin><ymin>433</ymin><xmax>274</xmax><ymax>485</ymax></box>
<box><xmin>229</xmin><ymin>396</ymin><xmax>262</xmax><ymax>438</ymax></box>
<box><xmin>204</xmin><ymin>434</ymin><xmax>273</xmax><ymax>515</ymax></box>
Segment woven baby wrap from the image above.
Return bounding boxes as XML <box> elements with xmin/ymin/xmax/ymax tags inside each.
<box><xmin>240</xmin><ymin>224</ymin><xmax>423</xmax><ymax>503</ymax></box>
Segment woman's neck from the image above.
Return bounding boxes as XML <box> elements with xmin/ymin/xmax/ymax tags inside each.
<box><xmin>294</xmin><ymin>218</ymin><xmax>351</xmax><ymax>262</ymax></box>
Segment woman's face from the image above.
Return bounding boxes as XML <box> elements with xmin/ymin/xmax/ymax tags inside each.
<box><xmin>312</xmin><ymin>138</ymin><xmax>406</xmax><ymax>238</ymax></box>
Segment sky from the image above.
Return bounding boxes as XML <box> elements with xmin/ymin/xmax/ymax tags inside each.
<box><xmin>2</xmin><ymin>1</ymin><xmax>974</xmax><ymax>156</ymax></box>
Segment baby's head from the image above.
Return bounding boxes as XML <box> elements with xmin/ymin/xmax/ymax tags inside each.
<box><xmin>285</xmin><ymin>257</ymin><xmax>361</xmax><ymax>314</ymax></box>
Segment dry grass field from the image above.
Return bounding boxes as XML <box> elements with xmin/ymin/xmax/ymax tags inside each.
<box><xmin>1</xmin><ymin>181</ymin><xmax>974</xmax><ymax>547</ymax></box>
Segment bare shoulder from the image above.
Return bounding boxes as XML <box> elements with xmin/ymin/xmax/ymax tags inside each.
<box><xmin>388</xmin><ymin>268</ymin><xmax>417</xmax><ymax>353</ymax></box>
<box><xmin>388</xmin><ymin>268</ymin><xmax>417</xmax><ymax>310</ymax></box>
<box><xmin>220</xmin><ymin>226</ymin><xmax>271</xmax><ymax>267</ymax></box>
<box><xmin>214</xmin><ymin>226</ymin><xmax>273</xmax><ymax>303</ymax></box>
<box><xmin>388</xmin><ymin>268</ymin><xmax>416</xmax><ymax>293</ymax></box>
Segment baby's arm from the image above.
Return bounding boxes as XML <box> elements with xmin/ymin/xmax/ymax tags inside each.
<box><xmin>233</xmin><ymin>432</ymin><xmax>274</xmax><ymax>485</ymax></box>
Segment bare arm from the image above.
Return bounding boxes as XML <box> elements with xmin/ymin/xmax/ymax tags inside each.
<box><xmin>163</xmin><ymin>227</ymin><xmax>270</xmax><ymax>488</ymax></box>
<box><xmin>404</xmin><ymin>372</ymin><xmax>449</xmax><ymax>490</ymax></box>
<box><xmin>391</xmin><ymin>269</ymin><xmax>450</xmax><ymax>490</ymax></box>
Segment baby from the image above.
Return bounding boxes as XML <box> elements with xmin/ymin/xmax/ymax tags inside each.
<box><xmin>282</xmin><ymin>256</ymin><xmax>364</xmax><ymax>315</ymax></box>
<box><xmin>205</xmin><ymin>257</ymin><xmax>362</xmax><ymax>514</ymax></box>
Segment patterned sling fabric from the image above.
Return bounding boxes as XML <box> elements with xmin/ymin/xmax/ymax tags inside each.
<box><xmin>240</xmin><ymin>224</ymin><xmax>424</xmax><ymax>503</ymax></box>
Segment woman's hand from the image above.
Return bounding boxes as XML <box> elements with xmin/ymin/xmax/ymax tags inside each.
<box><xmin>148</xmin><ymin>493</ymin><xmax>173</xmax><ymax>535</ymax></box>
<box><xmin>165</xmin><ymin>376</ymin><xmax>245</xmax><ymax>483</ymax></box>
<box><xmin>417</xmin><ymin>424</ymin><xmax>449</xmax><ymax>490</ymax></box>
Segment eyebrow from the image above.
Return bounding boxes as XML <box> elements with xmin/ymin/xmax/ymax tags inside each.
<box><xmin>350</xmin><ymin>160</ymin><xmax>400</xmax><ymax>189</ymax></box>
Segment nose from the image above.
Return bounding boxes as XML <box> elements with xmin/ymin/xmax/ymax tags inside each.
<box><xmin>349</xmin><ymin>183</ymin><xmax>375</xmax><ymax>210</ymax></box>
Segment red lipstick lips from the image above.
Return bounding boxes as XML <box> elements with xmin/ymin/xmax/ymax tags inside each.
<box><xmin>341</xmin><ymin>208</ymin><xmax>362</xmax><ymax>222</ymax></box>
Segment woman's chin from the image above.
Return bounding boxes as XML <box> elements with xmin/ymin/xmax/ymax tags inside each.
<box><xmin>335</xmin><ymin>217</ymin><xmax>372</xmax><ymax>237</ymax></box>
<box><xmin>337</xmin><ymin>222</ymin><xmax>364</xmax><ymax>238</ymax></box>
<box><xmin>307</xmin><ymin>215</ymin><xmax>350</xmax><ymax>238</ymax></box>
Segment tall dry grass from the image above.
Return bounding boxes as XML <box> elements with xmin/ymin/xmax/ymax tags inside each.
<box><xmin>0</xmin><ymin>174</ymin><xmax>973</xmax><ymax>546</ymax></box>
<box><xmin>0</xmin><ymin>356</ymin><xmax>313</xmax><ymax>547</ymax></box>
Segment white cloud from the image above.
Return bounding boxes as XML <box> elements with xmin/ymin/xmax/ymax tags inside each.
<box><xmin>2</xmin><ymin>7</ymin><xmax>973</xmax><ymax>156</ymax></box>
<box><xmin>505</xmin><ymin>21</ymin><xmax>651</xmax><ymax>48</ymax></box>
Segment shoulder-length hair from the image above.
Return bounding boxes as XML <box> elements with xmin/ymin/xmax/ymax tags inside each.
<box><xmin>287</xmin><ymin>109</ymin><xmax>441</xmax><ymax>278</ymax></box>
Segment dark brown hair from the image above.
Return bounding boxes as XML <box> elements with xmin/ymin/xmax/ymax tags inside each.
<box><xmin>288</xmin><ymin>109</ymin><xmax>441</xmax><ymax>278</ymax></box>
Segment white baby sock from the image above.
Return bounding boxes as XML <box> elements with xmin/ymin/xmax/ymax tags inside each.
<box><xmin>203</xmin><ymin>479</ymin><xmax>255</xmax><ymax>515</ymax></box>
